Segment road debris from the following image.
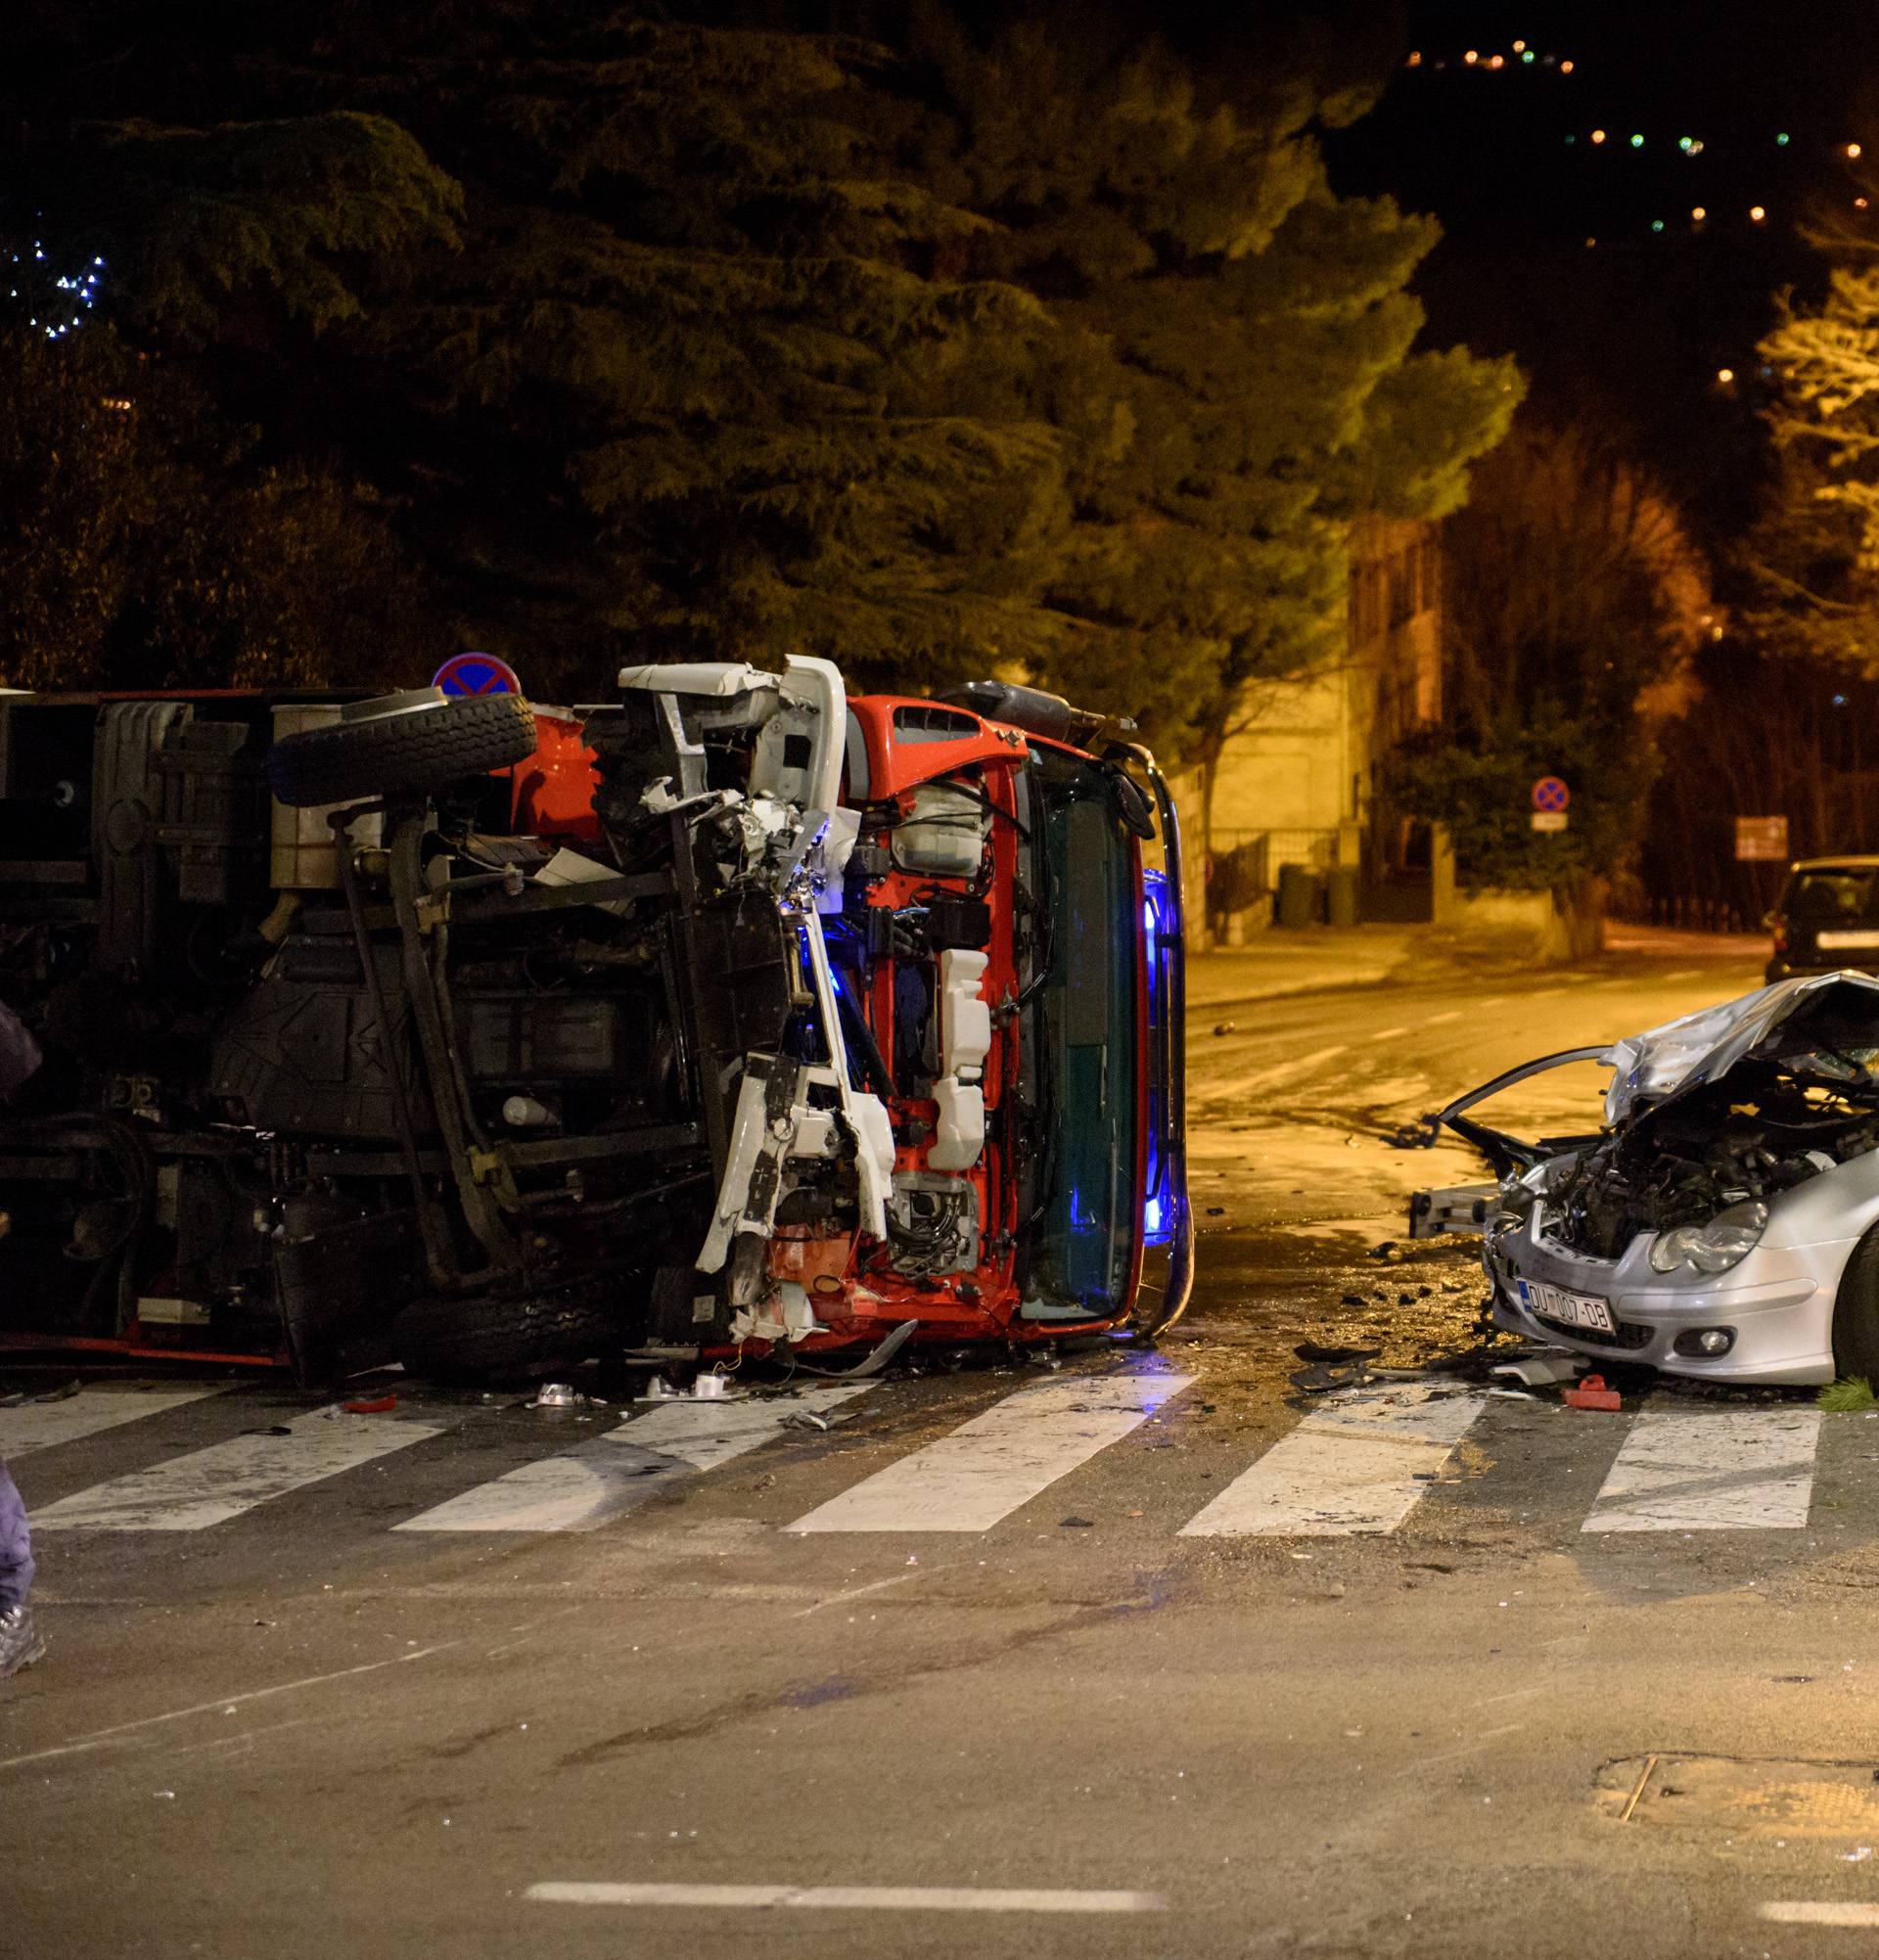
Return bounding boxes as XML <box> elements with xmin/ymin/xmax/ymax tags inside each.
<box><xmin>1564</xmin><ymin>1373</ymin><xmax>1624</xmax><ymax>1412</ymax></box>
<box><xmin>1490</xmin><ymin>1350</ymin><xmax>1587</xmax><ymax>1389</ymax></box>
<box><xmin>341</xmin><ymin>1394</ymin><xmax>398</xmax><ymax>1414</ymax></box>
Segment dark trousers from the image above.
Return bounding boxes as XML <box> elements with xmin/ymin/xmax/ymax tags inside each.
<box><xmin>0</xmin><ymin>1460</ymin><xmax>32</xmax><ymax>1611</ymax></box>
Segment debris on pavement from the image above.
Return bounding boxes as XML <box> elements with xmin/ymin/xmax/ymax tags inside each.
<box><xmin>1367</xmin><ymin>1241</ymin><xmax>1404</xmax><ymax>1263</ymax></box>
<box><xmin>341</xmin><ymin>1393</ymin><xmax>399</xmax><ymax>1414</ymax></box>
<box><xmin>1564</xmin><ymin>1373</ymin><xmax>1624</xmax><ymax>1411</ymax></box>
<box><xmin>1295</xmin><ymin>1343</ymin><xmax>1381</xmax><ymax>1366</ymax></box>
<box><xmin>530</xmin><ymin>1383</ymin><xmax>610</xmax><ymax>1409</ymax></box>
<box><xmin>1490</xmin><ymin>1350</ymin><xmax>1587</xmax><ymax>1389</ymax></box>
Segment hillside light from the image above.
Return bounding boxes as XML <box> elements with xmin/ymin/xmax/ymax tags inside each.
<box><xmin>1751</xmin><ymin>205</ymin><xmax>1767</xmax><ymax>221</ymax></box>
<box><xmin>1718</xmin><ymin>367</ymin><xmax>1735</xmax><ymax>383</ymax></box>
<box><xmin>1630</xmin><ymin>131</ymin><xmax>1645</xmax><ymax>147</ymax></box>
<box><xmin>1591</xmin><ymin>127</ymin><xmax>1607</xmax><ymax>143</ymax></box>
<box><xmin>1693</xmin><ymin>205</ymin><xmax>1708</xmax><ymax>220</ymax></box>
<box><xmin>1561</xmin><ymin>59</ymin><xmax>1575</xmax><ymax>73</ymax></box>
<box><xmin>1777</xmin><ymin>131</ymin><xmax>1791</xmax><ymax>145</ymax></box>
<box><xmin>1850</xmin><ymin>143</ymin><xmax>1864</xmax><ymax>159</ymax></box>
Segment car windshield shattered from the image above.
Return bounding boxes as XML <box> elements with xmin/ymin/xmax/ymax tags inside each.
<box><xmin>0</xmin><ymin>661</ymin><xmax>1190</xmax><ymax>1383</ymax></box>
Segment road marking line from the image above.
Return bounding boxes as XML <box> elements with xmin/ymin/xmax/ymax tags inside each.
<box><xmin>789</xmin><ymin>1572</ymin><xmax>922</xmax><ymax>1618</ymax></box>
<box><xmin>0</xmin><ymin>1644</ymin><xmax>455</xmax><ymax>1771</ymax></box>
<box><xmin>527</xmin><ymin>1883</ymin><xmax>1168</xmax><ymax>1914</ymax></box>
<box><xmin>0</xmin><ymin>1384</ymin><xmax>231</xmax><ymax>1457</ymax></box>
<box><xmin>32</xmin><ymin>1407</ymin><xmax>442</xmax><ymax>1531</ymax></box>
<box><xmin>1762</xmin><ymin>1903</ymin><xmax>1879</xmax><ymax>1927</ymax></box>
<box><xmin>1425</xmin><ymin>1010</ymin><xmax>1463</xmax><ymax>1025</ymax></box>
<box><xmin>1581</xmin><ymin>1409</ymin><xmax>1820</xmax><ymax>1532</ymax></box>
<box><xmin>1364</xmin><ymin>1026</ymin><xmax>1409</xmax><ymax>1042</ymax></box>
<box><xmin>1177</xmin><ymin>1385</ymin><xmax>1486</xmax><ymax>1537</ymax></box>
<box><xmin>396</xmin><ymin>1388</ymin><xmax>866</xmax><ymax>1532</ymax></box>
<box><xmin>785</xmin><ymin>1370</ymin><xmax>1191</xmax><ymax>1534</ymax></box>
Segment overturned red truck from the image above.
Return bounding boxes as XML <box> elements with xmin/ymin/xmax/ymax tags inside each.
<box><xmin>0</xmin><ymin>661</ymin><xmax>1190</xmax><ymax>1381</ymax></box>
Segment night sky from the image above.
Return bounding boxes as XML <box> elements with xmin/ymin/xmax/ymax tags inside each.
<box><xmin>1319</xmin><ymin>0</ymin><xmax>1878</xmax><ymax>538</ymax></box>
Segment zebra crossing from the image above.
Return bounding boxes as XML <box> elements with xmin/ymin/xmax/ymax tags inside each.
<box><xmin>2</xmin><ymin>1370</ymin><xmax>1872</xmax><ymax>1549</ymax></box>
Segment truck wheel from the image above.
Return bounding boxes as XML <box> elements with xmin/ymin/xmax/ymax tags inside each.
<box><xmin>266</xmin><ymin>689</ymin><xmax>537</xmax><ymax>808</ymax></box>
<box><xmin>392</xmin><ymin>1280</ymin><xmax>627</xmax><ymax>1382</ymax></box>
<box><xmin>1833</xmin><ymin>1224</ymin><xmax>1879</xmax><ymax>1386</ymax></box>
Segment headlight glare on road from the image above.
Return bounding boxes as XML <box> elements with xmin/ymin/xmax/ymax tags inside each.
<box><xmin>1647</xmin><ymin>1200</ymin><xmax>1769</xmax><ymax>1275</ymax></box>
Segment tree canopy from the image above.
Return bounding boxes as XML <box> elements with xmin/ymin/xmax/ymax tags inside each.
<box><xmin>2</xmin><ymin>1</ymin><xmax>1514</xmax><ymax>751</ymax></box>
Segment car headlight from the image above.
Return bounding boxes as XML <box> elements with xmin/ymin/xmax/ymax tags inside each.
<box><xmin>1647</xmin><ymin>1200</ymin><xmax>1769</xmax><ymax>1276</ymax></box>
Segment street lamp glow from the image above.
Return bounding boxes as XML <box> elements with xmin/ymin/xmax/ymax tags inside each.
<box><xmin>1751</xmin><ymin>205</ymin><xmax>1767</xmax><ymax>221</ymax></box>
<box><xmin>1718</xmin><ymin>368</ymin><xmax>1735</xmax><ymax>383</ymax></box>
<box><xmin>1692</xmin><ymin>205</ymin><xmax>1708</xmax><ymax>220</ymax></box>
<box><xmin>1591</xmin><ymin>128</ymin><xmax>1607</xmax><ymax>144</ymax></box>
<box><xmin>1850</xmin><ymin>143</ymin><xmax>1865</xmax><ymax>160</ymax></box>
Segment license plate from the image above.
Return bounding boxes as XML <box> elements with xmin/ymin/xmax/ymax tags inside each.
<box><xmin>1513</xmin><ymin>1277</ymin><xmax>1616</xmax><ymax>1334</ymax></box>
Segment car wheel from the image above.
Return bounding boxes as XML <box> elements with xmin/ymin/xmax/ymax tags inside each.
<box><xmin>1832</xmin><ymin>1223</ymin><xmax>1879</xmax><ymax>1385</ymax></box>
<box><xmin>392</xmin><ymin>1279</ymin><xmax>628</xmax><ymax>1382</ymax></box>
<box><xmin>266</xmin><ymin>688</ymin><xmax>537</xmax><ymax>808</ymax></box>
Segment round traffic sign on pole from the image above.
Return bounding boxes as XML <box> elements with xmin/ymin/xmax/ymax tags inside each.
<box><xmin>433</xmin><ymin>652</ymin><xmax>523</xmax><ymax>698</ymax></box>
<box><xmin>1532</xmin><ymin>775</ymin><xmax>1571</xmax><ymax>814</ymax></box>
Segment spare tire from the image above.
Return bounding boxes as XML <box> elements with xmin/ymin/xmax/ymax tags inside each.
<box><xmin>266</xmin><ymin>688</ymin><xmax>538</xmax><ymax>808</ymax></box>
<box><xmin>392</xmin><ymin>1278</ymin><xmax>629</xmax><ymax>1382</ymax></box>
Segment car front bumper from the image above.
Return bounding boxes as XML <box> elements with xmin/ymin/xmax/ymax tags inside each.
<box><xmin>1485</xmin><ymin>1221</ymin><xmax>1842</xmax><ymax>1386</ymax></box>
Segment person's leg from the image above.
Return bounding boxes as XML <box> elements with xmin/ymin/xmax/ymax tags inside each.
<box><xmin>0</xmin><ymin>1460</ymin><xmax>32</xmax><ymax>1610</ymax></box>
<box><xmin>0</xmin><ymin>1458</ymin><xmax>44</xmax><ymax>1677</ymax></box>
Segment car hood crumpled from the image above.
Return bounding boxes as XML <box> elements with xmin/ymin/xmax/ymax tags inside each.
<box><xmin>1602</xmin><ymin>971</ymin><xmax>1879</xmax><ymax>1127</ymax></box>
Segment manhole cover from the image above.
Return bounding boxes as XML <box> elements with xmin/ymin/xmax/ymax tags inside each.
<box><xmin>1599</xmin><ymin>1754</ymin><xmax>1879</xmax><ymax>1835</ymax></box>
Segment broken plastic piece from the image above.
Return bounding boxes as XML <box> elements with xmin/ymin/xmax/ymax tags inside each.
<box><xmin>1490</xmin><ymin>1350</ymin><xmax>1586</xmax><ymax>1389</ymax></box>
<box><xmin>1564</xmin><ymin>1373</ymin><xmax>1623</xmax><ymax>1411</ymax></box>
<box><xmin>341</xmin><ymin>1393</ymin><xmax>398</xmax><ymax>1414</ymax></box>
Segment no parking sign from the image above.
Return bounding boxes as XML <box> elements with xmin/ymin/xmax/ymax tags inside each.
<box><xmin>1531</xmin><ymin>774</ymin><xmax>1570</xmax><ymax>833</ymax></box>
<box><xmin>432</xmin><ymin>652</ymin><xmax>522</xmax><ymax>698</ymax></box>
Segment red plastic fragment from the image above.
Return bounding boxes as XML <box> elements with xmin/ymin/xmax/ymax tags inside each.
<box><xmin>1563</xmin><ymin>1374</ymin><xmax>1622</xmax><ymax>1411</ymax></box>
<box><xmin>341</xmin><ymin>1393</ymin><xmax>398</xmax><ymax>1414</ymax></box>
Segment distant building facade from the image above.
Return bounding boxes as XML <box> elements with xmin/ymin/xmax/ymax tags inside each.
<box><xmin>1183</xmin><ymin>516</ymin><xmax>1444</xmax><ymax>934</ymax></box>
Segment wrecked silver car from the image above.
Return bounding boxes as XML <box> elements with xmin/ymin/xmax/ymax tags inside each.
<box><xmin>1422</xmin><ymin>975</ymin><xmax>1879</xmax><ymax>1387</ymax></box>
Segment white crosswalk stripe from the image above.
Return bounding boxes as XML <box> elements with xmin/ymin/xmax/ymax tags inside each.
<box><xmin>1581</xmin><ymin>1408</ymin><xmax>1821</xmax><ymax>1532</ymax></box>
<box><xmin>785</xmin><ymin>1369</ymin><xmax>1192</xmax><ymax>1534</ymax></box>
<box><xmin>1178</xmin><ymin>1385</ymin><xmax>1487</xmax><ymax>1537</ymax></box>
<box><xmin>0</xmin><ymin>1383</ymin><xmax>231</xmax><ymax>1458</ymax></box>
<box><xmin>31</xmin><ymin>1406</ymin><xmax>443</xmax><ymax>1531</ymax></box>
<box><xmin>396</xmin><ymin>1387</ymin><xmax>868</xmax><ymax>1532</ymax></box>
<box><xmin>8</xmin><ymin>1373</ymin><xmax>1851</xmax><ymax>1546</ymax></box>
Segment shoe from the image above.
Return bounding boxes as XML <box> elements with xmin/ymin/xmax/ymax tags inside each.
<box><xmin>0</xmin><ymin>1604</ymin><xmax>45</xmax><ymax>1679</ymax></box>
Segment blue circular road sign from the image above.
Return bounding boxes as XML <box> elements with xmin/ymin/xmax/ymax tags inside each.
<box><xmin>433</xmin><ymin>652</ymin><xmax>523</xmax><ymax>698</ymax></box>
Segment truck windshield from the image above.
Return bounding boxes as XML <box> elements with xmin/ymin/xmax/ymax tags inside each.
<box><xmin>1029</xmin><ymin>752</ymin><xmax>1139</xmax><ymax>1314</ymax></box>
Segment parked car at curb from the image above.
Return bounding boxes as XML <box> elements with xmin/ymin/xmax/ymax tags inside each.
<box><xmin>0</xmin><ymin>663</ymin><xmax>1190</xmax><ymax>1382</ymax></box>
<box><xmin>1764</xmin><ymin>856</ymin><xmax>1879</xmax><ymax>983</ymax></box>
<box><xmin>1419</xmin><ymin>975</ymin><xmax>1879</xmax><ymax>1387</ymax></box>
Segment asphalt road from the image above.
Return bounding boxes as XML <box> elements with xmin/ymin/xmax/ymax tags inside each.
<box><xmin>16</xmin><ymin>932</ymin><xmax>1879</xmax><ymax>1960</ymax></box>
